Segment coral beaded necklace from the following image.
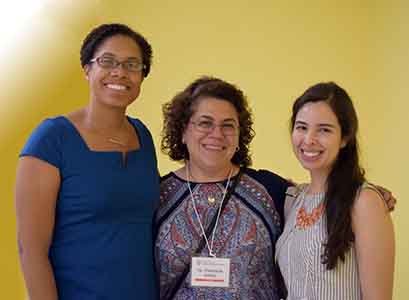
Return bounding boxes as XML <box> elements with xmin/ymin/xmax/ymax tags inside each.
<box><xmin>295</xmin><ymin>188</ymin><xmax>325</xmax><ymax>230</ymax></box>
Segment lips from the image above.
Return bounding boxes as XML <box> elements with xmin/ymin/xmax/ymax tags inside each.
<box><xmin>104</xmin><ymin>83</ymin><xmax>129</xmax><ymax>91</ymax></box>
<box><xmin>202</xmin><ymin>144</ymin><xmax>226</xmax><ymax>151</ymax></box>
<box><xmin>299</xmin><ymin>148</ymin><xmax>323</xmax><ymax>162</ymax></box>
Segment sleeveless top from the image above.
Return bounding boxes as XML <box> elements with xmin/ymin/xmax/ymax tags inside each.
<box><xmin>275</xmin><ymin>183</ymin><xmax>382</xmax><ymax>300</ymax></box>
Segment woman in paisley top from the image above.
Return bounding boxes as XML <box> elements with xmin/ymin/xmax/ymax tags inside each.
<box><xmin>155</xmin><ymin>76</ymin><xmax>290</xmax><ymax>300</ymax></box>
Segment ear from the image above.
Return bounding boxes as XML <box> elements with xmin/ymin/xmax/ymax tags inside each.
<box><xmin>341</xmin><ymin>137</ymin><xmax>347</xmax><ymax>148</ymax></box>
<box><xmin>83</xmin><ymin>65</ymin><xmax>90</xmax><ymax>81</ymax></box>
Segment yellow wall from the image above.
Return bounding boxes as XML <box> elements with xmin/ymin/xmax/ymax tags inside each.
<box><xmin>1</xmin><ymin>1</ymin><xmax>406</xmax><ymax>298</ymax></box>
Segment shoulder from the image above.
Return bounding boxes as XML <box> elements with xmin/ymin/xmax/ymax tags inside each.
<box><xmin>128</xmin><ymin>116</ymin><xmax>156</xmax><ymax>147</ymax></box>
<box><xmin>160</xmin><ymin>172</ymin><xmax>183</xmax><ymax>195</ymax></box>
<box><xmin>243</xmin><ymin>168</ymin><xmax>291</xmax><ymax>221</ymax></box>
<box><xmin>128</xmin><ymin>116</ymin><xmax>151</xmax><ymax>134</ymax></box>
<box><xmin>284</xmin><ymin>184</ymin><xmax>305</xmax><ymax>206</ymax></box>
<box><xmin>354</xmin><ymin>183</ymin><xmax>388</xmax><ymax>214</ymax></box>
<box><xmin>352</xmin><ymin>183</ymin><xmax>390</xmax><ymax>228</ymax></box>
<box><xmin>160</xmin><ymin>172</ymin><xmax>175</xmax><ymax>183</ymax></box>
<box><xmin>21</xmin><ymin>116</ymin><xmax>69</xmax><ymax>150</ymax></box>
<box><xmin>244</xmin><ymin>168</ymin><xmax>290</xmax><ymax>190</ymax></box>
<box><xmin>20</xmin><ymin>116</ymin><xmax>68</xmax><ymax>168</ymax></box>
<box><xmin>243</xmin><ymin>168</ymin><xmax>291</xmax><ymax>201</ymax></box>
<box><xmin>30</xmin><ymin>116</ymin><xmax>68</xmax><ymax>137</ymax></box>
<box><xmin>156</xmin><ymin>172</ymin><xmax>185</xmax><ymax>222</ymax></box>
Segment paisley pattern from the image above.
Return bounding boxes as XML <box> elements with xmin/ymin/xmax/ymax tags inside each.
<box><xmin>155</xmin><ymin>169</ymin><xmax>287</xmax><ymax>300</ymax></box>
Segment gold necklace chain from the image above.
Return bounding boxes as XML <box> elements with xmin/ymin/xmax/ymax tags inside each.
<box><xmin>107</xmin><ymin>137</ymin><xmax>128</xmax><ymax>147</ymax></box>
<box><xmin>83</xmin><ymin>109</ymin><xmax>130</xmax><ymax>148</ymax></box>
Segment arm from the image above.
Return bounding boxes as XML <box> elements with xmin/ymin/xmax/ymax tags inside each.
<box><xmin>15</xmin><ymin>156</ymin><xmax>60</xmax><ymax>300</ymax></box>
<box><xmin>352</xmin><ymin>188</ymin><xmax>395</xmax><ymax>300</ymax></box>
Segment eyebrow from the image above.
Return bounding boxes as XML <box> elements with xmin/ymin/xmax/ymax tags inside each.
<box><xmin>295</xmin><ymin>120</ymin><xmax>336</xmax><ymax>128</ymax></box>
<box><xmin>198</xmin><ymin>115</ymin><xmax>238</xmax><ymax>123</ymax></box>
<box><xmin>99</xmin><ymin>52</ymin><xmax>141</xmax><ymax>60</ymax></box>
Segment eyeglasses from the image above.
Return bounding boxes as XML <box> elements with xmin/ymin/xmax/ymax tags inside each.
<box><xmin>190</xmin><ymin>120</ymin><xmax>239</xmax><ymax>136</ymax></box>
<box><xmin>90</xmin><ymin>56</ymin><xmax>145</xmax><ymax>72</ymax></box>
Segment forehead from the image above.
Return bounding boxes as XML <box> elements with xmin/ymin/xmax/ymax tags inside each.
<box><xmin>94</xmin><ymin>35</ymin><xmax>142</xmax><ymax>59</ymax></box>
<box><xmin>296</xmin><ymin>101</ymin><xmax>339</xmax><ymax>125</ymax></box>
<box><xmin>192</xmin><ymin>97</ymin><xmax>239</xmax><ymax>120</ymax></box>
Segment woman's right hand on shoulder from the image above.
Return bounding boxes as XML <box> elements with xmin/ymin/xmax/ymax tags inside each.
<box><xmin>15</xmin><ymin>156</ymin><xmax>60</xmax><ymax>300</ymax></box>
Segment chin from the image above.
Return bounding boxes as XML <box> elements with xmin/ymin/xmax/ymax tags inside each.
<box><xmin>106</xmin><ymin>97</ymin><xmax>135</xmax><ymax>108</ymax></box>
<box><xmin>300</xmin><ymin>161</ymin><xmax>319</xmax><ymax>172</ymax></box>
<box><xmin>202</xmin><ymin>160</ymin><xmax>226</xmax><ymax>170</ymax></box>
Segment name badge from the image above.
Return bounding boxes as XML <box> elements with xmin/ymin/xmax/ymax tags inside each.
<box><xmin>191</xmin><ymin>257</ymin><xmax>230</xmax><ymax>287</ymax></box>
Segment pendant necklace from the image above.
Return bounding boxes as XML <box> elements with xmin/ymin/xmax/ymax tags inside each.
<box><xmin>207</xmin><ymin>196</ymin><xmax>216</xmax><ymax>203</ymax></box>
<box><xmin>186</xmin><ymin>165</ymin><xmax>233</xmax><ymax>257</ymax></box>
<box><xmin>107</xmin><ymin>137</ymin><xmax>127</xmax><ymax>147</ymax></box>
<box><xmin>186</xmin><ymin>165</ymin><xmax>231</xmax><ymax>204</ymax></box>
<box><xmin>85</xmin><ymin>109</ymin><xmax>129</xmax><ymax>148</ymax></box>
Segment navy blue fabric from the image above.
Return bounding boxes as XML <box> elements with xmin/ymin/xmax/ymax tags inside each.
<box><xmin>243</xmin><ymin>168</ymin><xmax>291</xmax><ymax>226</ymax></box>
<box><xmin>21</xmin><ymin>116</ymin><xmax>160</xmax><ymax>300</ymax></box>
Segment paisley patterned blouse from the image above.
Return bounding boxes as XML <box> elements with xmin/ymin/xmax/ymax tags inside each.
<box><xmin>154</xmin><ymin>168</ymin><xmax>290</xmax><ymax>300</ymax></box>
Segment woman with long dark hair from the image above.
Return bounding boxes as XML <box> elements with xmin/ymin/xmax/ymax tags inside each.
<box><xmin>276</xmin><ymin>82</ymin><xmax>395</xmax><ymax>299</ymax></box>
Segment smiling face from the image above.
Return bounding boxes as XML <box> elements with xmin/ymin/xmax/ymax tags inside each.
<box><xmin>84</xmin><ymin>34</ymin><xmax>144</xmax><ymax>109</ymax></box>
<box><xmin>292</xmin><ymin>101</ymin><xmax>347</xmax><ymax>179</ymax></box>
<box><xmin>183</xmin><ymin>97</ymin><xmax>240</xmax><ymax>174</ymax></box>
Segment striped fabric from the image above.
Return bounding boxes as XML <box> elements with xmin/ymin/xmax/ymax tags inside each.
<box><xmin>276</xmin><ymin>186</ymin><xmax>361</xmax><ymax>300</ymax></box>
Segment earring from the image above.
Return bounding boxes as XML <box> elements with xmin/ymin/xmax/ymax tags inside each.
<box><xmin>235</xmin><ymin>146</ymin><xmax>240</xmax><ymax>152</ymax></box>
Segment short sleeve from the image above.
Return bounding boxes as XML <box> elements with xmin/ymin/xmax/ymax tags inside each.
<box><xmin>20</xmin><ymin>118</ymin><xmax>63</xmax><ymax>169</ymax></box>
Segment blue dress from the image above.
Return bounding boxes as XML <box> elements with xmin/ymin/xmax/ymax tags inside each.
<box><xmin>21</xmin><ymin>116</ymin><xmax>160</xmax><ymax>300</ymax></box>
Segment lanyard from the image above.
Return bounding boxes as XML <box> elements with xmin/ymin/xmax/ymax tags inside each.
<box><xmin>186</xmin><ymin>166</ymin><xmax>233</xmax><ymax>258</ymax></box>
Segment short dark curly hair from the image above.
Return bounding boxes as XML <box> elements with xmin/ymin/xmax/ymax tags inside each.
<box><xmin>161</xmin><ymin>76</ymin><xmax>255</xmax><ymax>167</ymax></box>
<box><xmin>80</xmin><ymin>23</ymin><xmax>153</xmax><ymax>78</ymax></box>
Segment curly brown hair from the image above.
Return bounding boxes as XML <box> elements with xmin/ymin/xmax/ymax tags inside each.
<box><xmin>161</xmin><ymin>76</ymin><xmax>255</xmax><ymax>167</ymax></box>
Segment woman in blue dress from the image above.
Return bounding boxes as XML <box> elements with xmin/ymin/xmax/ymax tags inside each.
<box><xmin>15</xmin><ymin>23</ymin><xmax>159</xmax><ymax>300</ymax></box>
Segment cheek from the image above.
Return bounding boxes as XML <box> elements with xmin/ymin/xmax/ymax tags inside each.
<box><xmin>183</xmin><ymin>129</ymin><xmax>199</xmax><ymax>148</ymax></box>
<box><xmin>229</xmin><ymin>136</ymin><xmax>239</xmax><ymax>149</ymax></box>
<box><xmin>326</xmin><ymin>136</ymin><xmax>343</xmax><ymax>152</ymax></box>
<box><xmin>291</xmin><ymin>132</ymin><xmax>301</xmax><ymax>147</ymax></box>
<box><xmin>330</xmin><ymin>143</ymin><xmax>342</xmax><ymax>158</ymax></box>
<box><xmin>131</xmin><ymin>74</ymin><xmax>143</xmax><ymax>86</ymax></box>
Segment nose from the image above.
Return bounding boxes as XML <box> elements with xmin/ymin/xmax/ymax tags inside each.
<box><xmin>110</xmin><ymin>63</ymin><xmax>128</xmax><ymax>77</ymax></box>
<box><xmin>208</xmin><ymin>124</ymin><xmax>224</xmax><ymax>138</ymax></box>
<box><xmin>304</xmin><ymin>130</ymin><xmax>317</xmax><ymax>145</ymax></box>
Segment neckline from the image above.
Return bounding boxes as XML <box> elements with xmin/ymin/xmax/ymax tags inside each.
<box><xmin>300</xmin><ymin>184</ymin><xmax>325</xmax><ymax>196</ymax></box>
<box><xmin>170</xmin><ymin>169</ymin><xmax>242</xmax><ymax>184</ymax></box>
<box><xmin>299</xmin><ymin>185</ymin><xmax>325</xmax><ymax>207</ymax></box>
<box><xmin>59</xmin><ymin>115</ymin><xmax>143</xmax><ymax>154</ymax></box>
